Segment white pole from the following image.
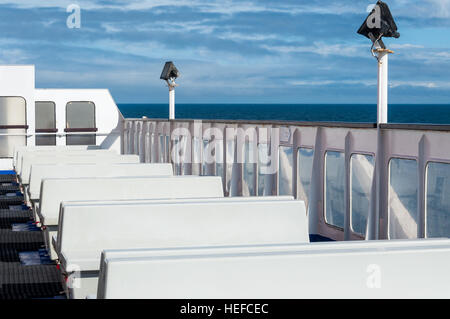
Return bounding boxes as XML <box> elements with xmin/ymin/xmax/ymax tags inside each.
<box><xmin>169</xmin><ymin>86</ymin><xmax>175</xmax><ymax>120</ymax></box>
<box><xmin>376</xmin><ymin>49</ymin><xmax>392</xmax><ymax>124</ymax></box>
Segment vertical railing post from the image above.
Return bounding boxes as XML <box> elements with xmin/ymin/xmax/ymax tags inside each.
<box><xmin>418</xmin><ymin>135</ymin><xmax>427</xmax><ymax>238</ymax></box>
<box><xmin>344</xmin><ymin>131</ymin><xmax>352</xmax><ymax>240</ymax></box>
<box><xmin>169</xmin><ymin>87</ymin><xmax>175</xmax><ymax>120</ymax></box>
<box><xmin>376</xmin><ymin>49</ymin><xmax>392</xmax><ymax>124</ymax></box>
<box><xmin>368</xmin><ymin>49</ymin><xmax>393</xmax><ymax>240</ymax></box>
<box><xmin>308</xmin><ymin>127</ymin><xmax>324</xmax><ymax>236</ymax></box>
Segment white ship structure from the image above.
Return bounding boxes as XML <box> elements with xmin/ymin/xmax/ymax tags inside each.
<box><xmin>0</xmin><ymin>1</ymin><xmax>448</xmax><ymax>299</ymax></box>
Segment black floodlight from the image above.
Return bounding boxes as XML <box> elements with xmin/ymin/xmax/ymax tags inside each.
<box><xmin>357</xmin><ymin>1</ymin><xmax>400</xmax><ymax>49</ymax></box>
<box><xmin>160</xmin><ymin>61</ymin><xmax>179</xmax><ymax>81</ymax></box>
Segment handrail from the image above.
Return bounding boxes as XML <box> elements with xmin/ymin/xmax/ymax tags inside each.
<box><xmin>0</xmin><ymin>132</ymin><xmax>110</xmax><ymax>137</ymax></box>
<box><xmin>0</xmin><ymin>125</ymin><xmax>29</xmax><ymax>129</ymax></box>
<box><xmin>379</xmin><ymin>123</ymin><xmax>450</xmax><ymax>131</ymax></box>
<box><xmin>124</xmin><ymin>118</ymin><xmax>377</xmax><ymax>129</ymax></box>
<box><xmin>64</xmin><ymin>128</ymin><xmax>98</xmax><ymax>133</ymax></box>
<box><xmin>35</xmin><ymin>128</ymin><xmax>58</xmax><ymax>133</ymax></box>
<box><xmin>124</xmin><ymin>118</ymin><xmax>450</xmax><ymax>131</ymax></box>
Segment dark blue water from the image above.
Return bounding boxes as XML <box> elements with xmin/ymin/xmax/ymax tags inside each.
<box><xmin>118</xmin><ymin>104</ymin><xmax>450</xmax><ymax>124</ymax></box>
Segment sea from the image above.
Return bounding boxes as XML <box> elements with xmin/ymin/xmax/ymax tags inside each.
<box><xmin>118</xmin><ymin>104</ymin><xmax>450</xmax><ymax>124</ymax></box>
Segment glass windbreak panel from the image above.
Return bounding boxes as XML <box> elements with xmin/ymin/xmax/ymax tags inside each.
<box><xmin>66</xmin><ymin>102</ymin><xmax>96</xmax><ymax>145</ymax></box>
<box><xmin>243</xmin><ymin>141</ymin><xmax>257</xmax><ymax>196</ymax></box>
<box><xmin>350</xmin><ymin>154</ymin><xmax>375</xmax><ymax>236</ymax></box>
<box><xmin>0</xmin><ymin>97</ymin><xmax>26</xmax><ymax>157</ymax></box>
<box><xmin>201</xmin><ymin>138</ymin><xmax>223</xmax><ymax>176</ymax></box>
<box><xmin>325</xmin><ymin>151</ymin><xmax>345</xmax><ymax>229</ymax></box>
<box><xmin>426</xmin><ymin>162</ymin><xmax>450</xmax><ymax>238</ymax></box>
<box><xmin>202</xmin><ymin>140</ymin><xmax>211</xmax><ymax>175</ymax></box>
<box><xmin>258</xmin><ymin>143</ymin><xmax>274</xmax><ymax>196</ymax></box>
<box><xmin>165</xmin><ymin>135</ymin><xmax>170</xmax><ymax>162</ymax></box>
<box><xmin>389</xmin><ymin>158</ymin><xmax>418</xmax><ymax>239</ymax></box>
<box><xmin>297</xmin><ymin>148</ymin><xmax>314</xmax><ymax>208</ymax></box>
<box><xmin>150</xmin><ymin>133</ymin><xmax>157</xmax><ymax>163</ymax></box>
<box><xmin>172</xmin><ymin>136</ymin><xmax>182</xmax><ymax>175</ymax></box>
<box><xmin>158</xmin><ymin>135</ymin><xmax>166</xmax><ymax>163</ymax></box>
<box><xmin>191</xmin><ymin>137</ymin><xmax>201</xmax><ymax>176</ymax></box>
<box><xmin>35</xmin><ymin>102</ymin><xmax>56</xmax><ymax>146</ymax></box>
<box><xmin>215</xmin><ymin>140</ymin><xmax>224</xmax><ymax>179</ymax></box>
<box><xmin>226</xmin><ymin>139</ymin><xmax>236</xmax><ymax>196</ymax></box>
<box><xmin>278</xmin><ymin>146</ymin><xmax>293</xmax><ymax>196</ymax></box>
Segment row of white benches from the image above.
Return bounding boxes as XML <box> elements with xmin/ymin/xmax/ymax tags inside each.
<box><xmin>13</xmin><ymin>145</ymin><xmax>450</xmax><ymax>299</ymax></box>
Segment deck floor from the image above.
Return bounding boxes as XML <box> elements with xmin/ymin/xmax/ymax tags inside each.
<box><xmin>0</xmin><ymin>173</ymin><xmax>65</xmax><ymax>299</ymax></box>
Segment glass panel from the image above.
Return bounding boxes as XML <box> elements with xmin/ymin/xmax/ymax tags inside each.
<box><xmin>158</xmin><ymin>135</ymin><xmax>165</xmax><ymax>163</ymax></box>
<box><xmin>350</xmin><ymin>154</ymin><xmax>375</xmax><ymax>236</ymax></box>
<box><xmin>0</xmin><ymin>97</ymin><xmax>26</xmax><ymax>157</ymax></box>
<box><xmin>203</xmin><ymin>138</ymin><xmax>224</xmax><ymax>177</ymax></box>
<box><xmin>243</xmin><ymin>141</ymin><xmax>256</xmax><ymax>196</ymax></box>
<box><xmin>226</xmin><ymin>139</ymin><xmax>236</xmax><ymax>196</ymax></box>
<box><xmin>389</xmin><ymin>158</ymin><xmax>418</xmax><ymax>239</ymax></box>
<box><xmin>297</xmin><ymin>148</ymin><xmax>314</xmax><ymax>208</ymax></box>
<box><xmin>278</xmin><ymin>146</ymin><xmax>293</xmax><ymax>196</ymax></box>
<box><xmin>35</xmin><ymin>101</ymin><xmax>56</xmax><ymax>146</ymax></box>
<box><xmin>426</xmin><ymin>162</ymin><xmax>450</xmax><ymax>238</ymax></box>
<box><xmin>172</xmin><ymin>136</ymin><xmax>182</xmax><ymax>175</ymax></box>
<box><xmin>191</xmin><ymin>137</ymin><xmax>201</xmax><ymax>176</ymax></box>
<box><xmin>150</xmin><ymin>133</ymin><xmax>157</xmax><ymax>163</ymax></box>
<box><xmin>202</xmin><ymin>139</ymin><xmax>210</xmax><ymax>175</ymax></box>
<box><xmin>215</xmin><ymin>140</ymin><xmax>224</xmax><ymax>179</ymax></box>
<box><xmin>66</xmin><ymin>102</ymin><xmax>96</xmax><ymax>145</ymax></box>
<box><xmin>0</xmin><ymin>97</ymin><xmax>26</xmax><ymax>126</ymax></box>
<box><xmin>258</xmin><ymin>143</ymin><xmax>273</xmax><ymax>196</ymax></box>
<box><xmin>325</xmin><ymin>151</ymin><xmax>345</xmax><ymax>229</ymax></box>
<box><xmin>66</xmin><ymin>102</ymin><xmax>95</xmax><ymax>128</ymax></box>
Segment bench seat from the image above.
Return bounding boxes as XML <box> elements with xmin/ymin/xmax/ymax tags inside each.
<box><xmin>97</xmin><ymin>239</ymin><xmax>450</xmax><ymax>299</ymax></box>
<box><xmin>56</xmin><ymin>198</ymin><xmax>306</xmax><ymax>298</ymax></box>
<box><xmin>28</xmin><ymin>163</ymin><xmax>173</xmax><ymax>201</ymax></box>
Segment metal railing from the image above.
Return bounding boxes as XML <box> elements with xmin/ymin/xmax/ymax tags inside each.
<box><xmin>122</xmin><ymin>118</ymin><xmax>450</xmax><ymax>242</ymax></box>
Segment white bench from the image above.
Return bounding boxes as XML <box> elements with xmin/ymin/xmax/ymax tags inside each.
<box><xmin>18</xmin><ymin>150</ymin><xmax>120</xmax><ymax>183</ymax></box>
<box><xmin>13</xmin><ymin>145</ymin><xmax>101</xmax><ymax>169</ymax></box>
<box><xmin>97</xmin><ymin>239</ymin><xmax>450</xmax><ymax>299</ymax></box>
<box><xmin>28</xmin><ymin>163</ymin><xmax>173</xmax><ymax>201</ymax></box>
<box><xmin>16</xmin><ymin>148</ymin><xmax>113</xmax><ymax>176</ymax></box>
<box><xmin>39</xmin><ymin>176</ymin><xmax>224</xmax><ymax>259</ymax></box>
<box><xmin>56</xmin><ymin>197</ymin><xmax>306</xmax><ymax>299</ymax></box>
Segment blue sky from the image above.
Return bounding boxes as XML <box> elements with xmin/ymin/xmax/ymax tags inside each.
<box><xmin>0</xmin><ymin>0</ymin><xmax>450</xmax><ymax>104</ymax></box>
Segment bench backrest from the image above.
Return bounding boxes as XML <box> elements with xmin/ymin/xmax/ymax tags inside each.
<box><xmin>14</xmin><ymin>145</ymin><xmax>101</xmax><ymax>168</ymax></box>
<box><xmin>20</xmin><ymin>153</ymin><xmax>138</xmax><ymax>184</ymax></box>
<box><xmin>16</xmin><ymin>147</ymin><xmax>107</xmax><ymax>173</ymax></box>
<box><xmin>100</xmin><ymin>237</ymin><xmax>450</xmax><ymax>261</ymax></box>
<box><xmin>40</xmin><ymin>176</ymin><xmax>224</xmax><ymax>226</ymax></box>
<box><xmin>57</xmin><ymin>199</ymin><xmax>308</xmax><ymax>267</ymax></box>
<box><xmin>98</xmin><ymin>240</ymin><xmax>450</xmax><ymax>298</ymax></box>
<box><xmin>18</xmin><ymin>149</ymin><xmax>117</xmax><ymax>177</ymax></box>
<box><xmin>28</xmin><ymin>163</ymin><xmax>174</xmax><ymax>200</ymax></box>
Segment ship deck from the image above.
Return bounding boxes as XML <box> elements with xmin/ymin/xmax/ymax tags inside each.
<box><xmin>0</xmin><ymin>171</ymin><xmax>65</xmax><ymax>299</ymax></box>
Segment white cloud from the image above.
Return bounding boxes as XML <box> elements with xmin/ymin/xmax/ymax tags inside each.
<box><xmin>289</xmin><ymin>78</ymin><xmax>450</xmax><ymax>89</ymax></box>
<box><xmin>290</xmin><ymin>79</ymin><xmax>376</xmax><ymax>86</ymax></box>
<box><xmin>390</xmin><ymin>80</ymin><xmax>450</xmax><ymax>88</ymax></box>
<box><xmin>0</xmin><ymin>48</ymin><xmax>31</xmax><ymax>63</ymax></box>
<box><xmin>0</xmin><ymin>0</ymin><xmax>448</xmax><ymax>20</ymax></box>
<box><xmin>390</xmin><ymin>43</ymin><xmax>425</xmax><ymax>50</ymax></box>
<box><xmin>0</xmin><ymin>0</ymin><xmax>364</xmax><ymax>15</ymax></box>
<box><xmin>424</xmin><ymin>0</ymin><xmax>450</xmax><ymax>18</ymax></box>
<box><xmin>262</xmin><ymin>42</ymin><xmax>368</xmax><ymax>58</ymax></box>
<box><xmin>101</xmin><ymin>22</ymin><xmax>121</xmax><ymax>33</ymax></box>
